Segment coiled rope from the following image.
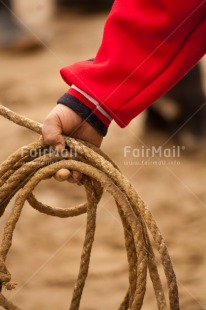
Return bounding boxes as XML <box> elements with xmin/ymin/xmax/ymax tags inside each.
<box><xmin>0</xmin><ymin>105</ymin><xmax>179</xmax><ymax>310</ymax></box>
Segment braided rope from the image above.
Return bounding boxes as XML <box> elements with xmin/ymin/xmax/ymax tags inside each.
<box><xmin>0</xmin><ymin>105</ymin><xmax>179</xmax><ymax>310</ymax></box>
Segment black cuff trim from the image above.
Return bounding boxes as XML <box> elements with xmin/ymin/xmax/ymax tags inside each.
<box><xmin>57</xmin><ymin>93</ymin><xmax>108</xmax><ymax>136</ymax></box>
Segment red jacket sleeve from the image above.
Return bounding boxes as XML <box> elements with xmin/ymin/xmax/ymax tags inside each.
<box><xmin>59</xmin><ymin>0</ymin><xmax>206</xmax><ymax>128</ymax></box>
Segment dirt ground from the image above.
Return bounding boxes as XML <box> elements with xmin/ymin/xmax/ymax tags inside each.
<box><xmin>0</xmin><ymin>8</ymin><xmax>206</xmax><ymax>310</ymax></box>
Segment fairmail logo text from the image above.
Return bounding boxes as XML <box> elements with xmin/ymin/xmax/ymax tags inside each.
<box><xmin>123</xmin><ymin>145</ymin><xmax>185</xmax><ymax>158</ymax></box>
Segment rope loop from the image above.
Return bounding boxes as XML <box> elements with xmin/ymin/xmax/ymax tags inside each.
<box><xmin>0</xmin><ymin>105</ymin><xmax>179</xmax><ymax>310</ymax></box>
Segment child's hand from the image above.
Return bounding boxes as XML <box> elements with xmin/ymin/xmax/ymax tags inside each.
<box><xmin>42</xmin><ymin>104</ymin><xmax>103</xmax><ymax>183</ymax></box>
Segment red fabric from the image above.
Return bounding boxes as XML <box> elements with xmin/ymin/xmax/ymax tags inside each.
<box><xmin>60</xmin><ymin>0</ymin><xmax>206</xmax><ymax>128</ymax></box>
<box><xmin>67</xmin><ymin>88</ymin><xmax>111</xmax><ymax>126</ymax></box>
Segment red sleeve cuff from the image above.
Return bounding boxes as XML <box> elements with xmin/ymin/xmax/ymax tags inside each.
<box><xmin>67</xmin><ymin>85</ymin><xmax>112</xmax><ymax>127</ymax></box>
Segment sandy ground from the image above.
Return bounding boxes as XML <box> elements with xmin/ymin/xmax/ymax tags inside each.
<box><xmin>0</xmin><ymin>8</ymin><xmax>206</xmax><ymax>310</ymax></box>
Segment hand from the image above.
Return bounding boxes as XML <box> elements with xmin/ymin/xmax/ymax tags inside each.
<box><xmin>42</xmin><ymin>104</ymin><xmax>103</xmax><ymax>183</ymax></box>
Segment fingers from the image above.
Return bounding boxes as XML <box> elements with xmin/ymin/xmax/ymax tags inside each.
<box><xmin>42</xmin><ymin>108</ymin><xmax>73</xmax><ymax>182</ymax></box>
<box><xmin>70</xmin><ymin>171</ymin><xmax>82</xmax><ymax>185</ymax></box>
<box><xmin>54</xmin><ymin>169</ymin><xmax>82</xmax><ymax>184</ymax></box>
<box><xmin>42</xmin><ymin>104</ymin><xmax>103</xmax><ymax>185</ymax></box>
<box><xmin>54</xmin><ymin>169</ymin><xmax>71</xmax><ymax>182</ymax></box>
<box><xmin>42</xmin><ymin>104</ymin><xmax>84</xmax><ymax>150</ymax></box>
<box><xmin>42</xmin><ymin>105</ymin><xmax>84</xmax><ymax>184</ymax></box>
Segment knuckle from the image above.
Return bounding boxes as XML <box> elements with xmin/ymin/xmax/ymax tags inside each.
<box><xmin>43</xmin><ymin>133</ymin><xmax>57</xmax><ymax>146</ymax></box>
<box><xmin>72</xmin><ymin>171</ymin><xmax>82</xmax><ymax>180</ymax></box>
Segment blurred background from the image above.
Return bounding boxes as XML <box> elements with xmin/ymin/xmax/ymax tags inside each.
<box><xmin>0</xmin><ymin>1</ymin><xmax>206</xmax><ymax>309</ymax></box>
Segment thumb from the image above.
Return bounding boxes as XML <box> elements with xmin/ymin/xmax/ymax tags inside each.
<box><xmin>42</xmin><ymin>122</ymin><xmax>71</xmax><ymax>181</ymax></box>
<box><xmin>42</xmin><ymin>115</ymin><xmax>65</xmax><ymax>151</ymax></box>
